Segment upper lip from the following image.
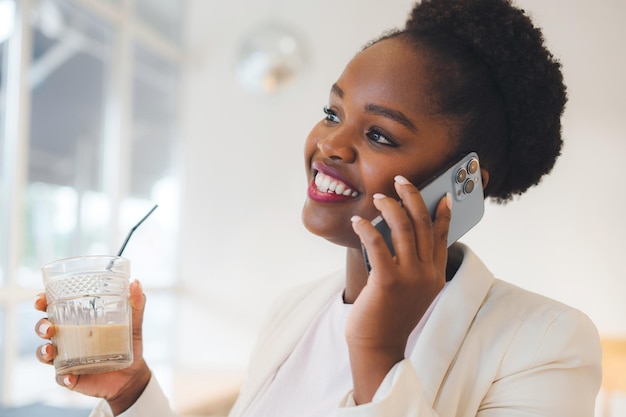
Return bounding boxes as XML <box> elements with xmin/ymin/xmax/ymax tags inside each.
<box><xmin>312</xmin><ymin>161</ymin><xmax>360</xmax><ymax>193</ymax></box>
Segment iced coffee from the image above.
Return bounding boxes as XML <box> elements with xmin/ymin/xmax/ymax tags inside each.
<box><xmin>42</xmin><ymin>256</ymin><xmax>133</xmax><ymax>375</ymax></box>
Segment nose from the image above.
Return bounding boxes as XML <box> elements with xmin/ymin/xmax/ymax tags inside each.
<box><xmin>316</xmin><ymin>131</ymin><xmax>356</xmax><ymax>163</ymax></box>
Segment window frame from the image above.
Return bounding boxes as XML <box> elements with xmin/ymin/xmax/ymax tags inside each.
<box><xmin>0</xmin><ymin>0</ymin><xmax>186</xmax><ymax>407</ymax></box>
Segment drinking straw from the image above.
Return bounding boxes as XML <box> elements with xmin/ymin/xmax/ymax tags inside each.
<box><xmin>117</xmin><ymin>204</ymin><xmax>158</xmax><ymax>256</ymax></box>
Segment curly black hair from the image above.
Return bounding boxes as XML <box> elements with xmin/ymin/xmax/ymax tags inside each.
<box><xmin>372</xmin><ymin>0</ymin><xmax>566</xmax><ymax>202</ymax></box>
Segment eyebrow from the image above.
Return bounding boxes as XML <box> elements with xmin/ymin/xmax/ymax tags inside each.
<box><xmin>364</xmin><ymin>104</ymin><xmax>417</xmax><ymax>133</ymax></box>
<box><xmin>331</xmin><ymin>83</ymin><xmax>344</xmax><ymax>98</ymax></box>
<box><xmin>330</xmin><ymin>83</ymin><xmax>417</xmax><ymax>133</ymax></box>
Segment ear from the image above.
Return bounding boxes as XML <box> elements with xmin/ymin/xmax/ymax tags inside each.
<box><xmin>480</xmin><ymin>168</ymin><xmax>490</xmax><ymax>190</ymax></box>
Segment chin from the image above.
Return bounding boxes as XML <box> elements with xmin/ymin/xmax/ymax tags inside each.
<box><xmin>302</xmin><ymin>214</ymin><xmax>360</xmax><ymax>249</ymax></box>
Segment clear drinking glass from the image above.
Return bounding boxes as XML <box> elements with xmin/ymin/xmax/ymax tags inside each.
<box><xmin>42</xmin><ymin>255</ymin><xmax>132</xmax><ymax>375</ymax></box>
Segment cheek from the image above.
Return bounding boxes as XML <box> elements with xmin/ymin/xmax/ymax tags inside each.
<box><xmin>361</xmin><ymin>163</ymin><xmax>399</xmax><ymax>198</ymax></box>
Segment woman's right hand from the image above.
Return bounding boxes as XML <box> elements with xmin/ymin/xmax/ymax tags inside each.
<box><xmin>35</xmin><ymin>280</ymin><xmax>152</xmax><ymax>415</ymax></box>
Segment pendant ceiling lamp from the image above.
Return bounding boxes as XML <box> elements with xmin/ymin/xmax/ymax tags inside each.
<box><xmin>235</xmin><ymin>21</ymin><xmax>306</xmax><ymax>94</ymax></box>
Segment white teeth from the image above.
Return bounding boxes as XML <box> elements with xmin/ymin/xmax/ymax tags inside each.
<box><xmin>314</xmin><ymin>172</ymin><xmax>358</xmax><ymax>197</ymax></box>
<box><xmin>321</xmin><ymin>177</ymin><xmax>331</xmax><ymax>192</ymax></box>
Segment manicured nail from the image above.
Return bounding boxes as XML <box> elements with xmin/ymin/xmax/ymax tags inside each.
<box><xmin>132</xmin><ymin>279</ymin><xmax>143</xmax><ymax>293</ymax></box>
<box><xmin>63</xmin><ymin>376</ymin><xmax>71</xmax><ymax>386</ymax></box>
<box><xmin>38</xmin><ymin>322</ymin><xmax>50</xmax><ymax>335</ymax></box>
<box><xmin>373</xmin><ymin>193</ymin><xmax>386</xmax><ymax>200</ymax></box>
<box><xmin>394</xmin><ymin>175</ymin><xmax>410</xmax><ymax>185</ymax></box>
<box><xmin>446</xmin><ymin>192</ymin><xmax>453</xmax><ymax>210</ymax></box>
<box><xmin>351</xmin><ymin>215</ymin><xmax>362</xmax><ymax>222</ymax></box>
<box><xmin>40</xmin><ymin>345</ymin><xmax>48</xmax><ymax>356</ymax></box>
<box><xmin>34</xmin><ymin>293</ymin><xmax>45</xmax><ymax>308</ymax></box>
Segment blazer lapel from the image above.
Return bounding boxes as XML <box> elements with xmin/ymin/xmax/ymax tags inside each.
<box><xmin>409</xmin><ymin>244</ymin><xmax>494</xmax><ymax>406</ymax></box>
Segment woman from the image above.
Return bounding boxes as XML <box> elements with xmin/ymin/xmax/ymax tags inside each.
<box><xmin>36</xmin><ymin>0</ymin><xmax>602</xmax><ymax>416</ymax></box>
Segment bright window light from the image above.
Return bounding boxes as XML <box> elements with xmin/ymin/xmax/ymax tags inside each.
<box><xmin>0</xmin><ymin>0</ymin><xmax>15</xmax><ymax>44</ymax></box>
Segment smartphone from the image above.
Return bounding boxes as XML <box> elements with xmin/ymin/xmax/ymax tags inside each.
<box><xmin>362</xmin><ymin>152</ymin><xmax>484</xmax><ymax>273</ymax></box>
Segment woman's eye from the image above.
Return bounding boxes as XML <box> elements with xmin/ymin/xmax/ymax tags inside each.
<box><xmin>366</xmin><ymin>129</ymin><xmax>396</xmax><ymax>146</ymax></box>
<box><xmin>323</xmin><ymin>106</ymin><xmax>341</xmax><ymax>123</ymax></box>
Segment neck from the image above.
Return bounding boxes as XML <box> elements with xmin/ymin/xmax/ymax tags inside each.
<box><xmin>344</xmin><ymin>247</ymin><xmax>369</xmax><ymax>304</ymax></box>
<box><xmin>343</xmin><ymin>243</ymin><xmax>464</xmax><ymax>304</ymax></box>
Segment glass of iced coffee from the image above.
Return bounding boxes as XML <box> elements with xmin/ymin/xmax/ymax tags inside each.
<box><xmin>42</xmin><ymin>255</ymin><xmax>133</xmax><ymax>375</ymax></box>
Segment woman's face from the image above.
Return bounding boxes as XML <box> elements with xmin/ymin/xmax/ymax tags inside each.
<box><xmin>302</xmin><ymin>36</ymin><xmax>457</xmax><ymax>248</ymax></box>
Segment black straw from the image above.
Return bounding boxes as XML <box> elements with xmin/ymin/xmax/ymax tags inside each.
<box><xmin>117</xmin><ymin>204</ymin><xmax>158</xmax><ymax>256</ymax></box>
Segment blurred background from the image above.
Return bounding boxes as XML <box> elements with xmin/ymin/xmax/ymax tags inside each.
<box><xmin>0</xmin><ymin>0</ymin><xmax>624</xmax><ymax>415</ymax></box>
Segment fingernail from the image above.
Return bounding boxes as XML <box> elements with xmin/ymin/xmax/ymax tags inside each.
<box><xmin>63</xmin><ymin>376</ymin><xmax>71</xmax><ymax>386</ymax></box>
<box><xmin>38</xmin><ymin>322</ymin><xmax>50</xmax><ymax>335</ymax></box>
<box><xmin>40</xmin><ymin>345</ymin><xmax>48</xmax><ymax>356</ymax></box>
<box><xmin>34</xmin><ymin>293</ymin><xmax>44</xmax><ymax>308</ymax></box>
<box><xmin>373</xmin><ymin>193</ymin><xmax>386</xmax><ymax>200</ymax></box>
<box><xmin>132</xmin><ymin>279</ymin><xmax>143</xmax><ymax>293</ymax></box>
<box><xmin>446</xmin><ymin>192</ymin><xmax>453</xmax><ymax>209</ymax></box>
<box><xmin>351</xmin><ymin>215</ymin><xmax>362</xmax><ymax>222</ymax></box>
<box><xmin>394</xmin><ymin>175</ymin><xmax>410</xmax><ymax>185</ymax></box>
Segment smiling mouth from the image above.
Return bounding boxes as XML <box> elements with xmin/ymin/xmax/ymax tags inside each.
<box><xmin>314</xmin><ymin>171</ymin><xmax>360</xmax><ymax>197</ymax></box>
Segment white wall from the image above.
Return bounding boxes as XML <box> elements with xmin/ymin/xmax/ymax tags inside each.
<box><xmin>175</xmin><ymin>0</ymin><xmax>626</xmax><ymax>372</ymax></box>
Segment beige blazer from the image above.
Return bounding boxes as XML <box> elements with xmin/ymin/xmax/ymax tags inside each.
<box><xmin>228</xmin><ymin>244</ymin><xmax>602</xmax><ymax>417</ymax></box>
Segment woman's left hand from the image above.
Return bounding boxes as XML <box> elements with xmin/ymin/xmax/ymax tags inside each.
<box><xmin>346</xmin><ymin>175</ymin><xmax>452</xmax><ymax>404</ymax></box>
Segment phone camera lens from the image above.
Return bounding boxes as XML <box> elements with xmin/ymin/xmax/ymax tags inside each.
<box><xmin>463</xmin><ymin>178</ymin><xmax>475</xmax><ymax>194</ymax></box>
<box><xmin>456</xmin><ymin>167</ymin><xmax>467</xmax><ymax>184</ymax></box>
<box><xmin>467</xmin><ymin>158</ymin><xmax>479</xmax><ymax>175</ymax></box>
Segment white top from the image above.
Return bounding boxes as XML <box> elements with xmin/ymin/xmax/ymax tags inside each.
<box><xmin>241</xmin><ymin>286</ymin><xmax>446</xmax><ymax>417</ymax></box>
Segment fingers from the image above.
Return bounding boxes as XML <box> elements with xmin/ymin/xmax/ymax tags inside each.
<box><xmin>371</xmin><ymin>192</ymin><xmax>420</xmax><ymax>269</ymax></box>
<box><xmin>35</xmin><ymin>317</ymin><xmax>55</xmax><ymax>365</ymax></box>
<box><xmin>392</xmin><ymin>175</ymin><xmax>437</xmax><ymax>263</ymax></box>
<box><xmin>36</xmin><ymin>342</ymin><xmax>54</xmax><ymax>364</ymax></box>
<box><xmin>351</xmin><ymin>215</ymin><xmax>395</xmax><ymax>276</ymax></box>
<box><xmin>432</xmin><ymin>193</ymin><xmax>452</xmax><ymax>267</ymax></box>
<box><xmin>353</xmin><ymin>175</ymin><xmax>452</xmax><ymax>274</ymax></box>
<box><xmin>55</xmin><ymin>373</ymin><xmax>78</xmax><ymax>390</ymax></box>
<box><xmin>34</xmin><ymin>292</ymin><xmax>48</xmax><ymax>312</ymax></box>
<box><xmin>129</xmin><ymin>279</ymin><xmax>146</xmax><ymax>344</ymax></box>
<box><xmin>350</xmin><ymin>190</ymin><xmax>423</xmax><ymax>276</ymax></box>
<box><xmin>394</xmin><ymin>175</ymin><xmax>452</xmax><ymax>262</ymax></box>
<box><xmin>35</xmin><ymin>318</ymin><xmax>54</xmax><ymax>339</ymax></box>
<box><xmin>35</xmin><ymin>292</ymin><xmax>56</xmax><ymax>366</ymax></box>
<box><xmin>129</xmin><ymin>279</ymin><xmax>146</xmax><ymax>309</ymax></box>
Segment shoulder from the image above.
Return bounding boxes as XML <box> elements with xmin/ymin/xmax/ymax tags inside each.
<box><xmin>486</xmin><ymin>278</ymin><xmax>580</xmax><ymax>323</ymax></box>
<box><xmin>486</xmin><ymin>278</ymin><xmax>596</xmax><ymax>334</ymax></box>
<box><xmin>481</xmin><ymin>278</ymin><xmax>601</xmax><ymax>371</ymax></box>
<box><xmin>454</xmin><ymin>245</ymin><xmax>600</xmax><ymax>372</ymax></box>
